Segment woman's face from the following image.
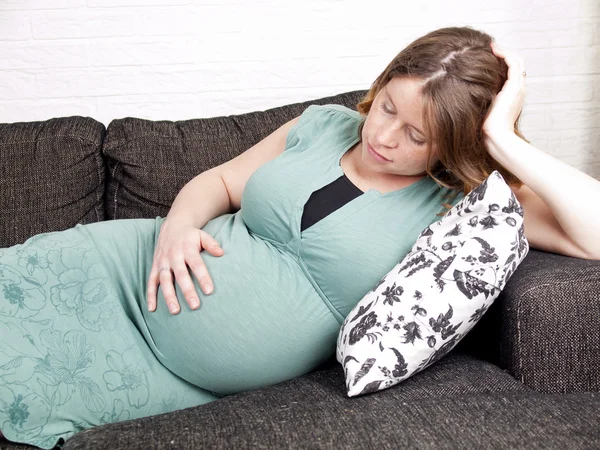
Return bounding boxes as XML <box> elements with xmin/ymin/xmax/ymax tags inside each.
<box><xmin>359</xmin><ymin>77</ymin><xmax>439</xmax><ymax>178</ymax></box>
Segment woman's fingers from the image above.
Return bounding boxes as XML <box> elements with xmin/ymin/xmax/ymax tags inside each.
<box><xmin>171</xmin><ymin>260</ymin><xmax>201</xmax><ymax>310</ymax></box>
<box><xmin>491</xmin><ymin>42</ymin><xmax>526</xmax><ymax>90</ymax></box>
<box><xmin>159</xmin><ymin>267</ymin><xmax>181</xmax><ymax>314</ymax></box>
<box><xmin>184</xmin><ymin>250</ymin><xmax>213</xmax><ymax>297</ymax></box>
<box><xmin>147</xmin><ymin>227</ymin><xmax>224</xmax><ymax>314</ymax></box>
<box><xmin>147</xmin><ymin>266</ymin><xmax>160</xmax><ymax>312</ymax></box>
<box><xmin>200</xmin><ymin>230</ymin><xmax>224</xmax><ymax>256</ymax></box>
<box><xmin>147</xmin><ymin>244</ymin><xmax>164</xmax><ymax>312</ymax></box>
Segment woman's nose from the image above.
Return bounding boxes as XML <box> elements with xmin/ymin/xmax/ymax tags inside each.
<box><xmin>375</xmin><ymin>125</ymin><xmax>398</xmax><ymax>148</ymax></box>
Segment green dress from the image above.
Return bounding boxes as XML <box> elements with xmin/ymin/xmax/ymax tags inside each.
<box><xmin>0</xmin><ymin>104</ymin><xmax>463</xmax><ymax>448</ymax></box>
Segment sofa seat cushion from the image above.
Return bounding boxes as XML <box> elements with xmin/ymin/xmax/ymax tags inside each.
<box><xmin>101</xmin><ymin>91</ymin><xmax>366</xmax><ymax>220</ymax></box>
<box><xmin>65</xmin><ymin>392</ymin><xmax>600</xmax><ymax>450</ymax></box>
<box><xmin>0</xmin><ymin>117</ymin><xmax>106</xmax><ymax>248</ymax></box>
<box><xmin>55</xmin><ymin>352</ymin><xmax>579</xmax><ymax>450</ymax></box>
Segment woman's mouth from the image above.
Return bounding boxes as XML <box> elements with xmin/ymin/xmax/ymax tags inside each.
<box><xmin>367</xmin><ymin>144</ymin><xmax>391</xmax><ymax>163</ymax></box>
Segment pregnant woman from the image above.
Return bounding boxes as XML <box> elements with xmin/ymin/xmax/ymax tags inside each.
<box><xmin>2</xmin><ymin>26</ymin><xmax>599</xmax><ymax>449</ymax></box>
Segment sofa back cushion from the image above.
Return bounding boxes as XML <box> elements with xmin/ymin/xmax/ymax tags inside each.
<box><xmin>0</xmin><ymin>117</ymin><xmax>106</xmax><ymax>248</ymax></box>
<box><xmin>102</xmin><ymin>90</ymin><xmax>366</xmax><ymax>220</ymax></box>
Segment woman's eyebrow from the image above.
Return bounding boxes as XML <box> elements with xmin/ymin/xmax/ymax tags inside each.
<box><xmin>383</xmin><ymin>87</ymin><xmax>426</xmax><ymax>137</ymax></box>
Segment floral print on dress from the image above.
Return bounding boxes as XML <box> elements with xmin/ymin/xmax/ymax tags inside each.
<box><xmin>101</xmin><ymin>398</ymin><xmax>131</xmax><ymax>425</ymax></box>
<box><xmin>0</xmin><ymin>319</ymin><xmax>105</xmax><ymax>413</ymax></box>
<box><xmin>337</xmin><ymin>171</ymin><xmax>530</xmax><ymax>397</ymax></box>
<box><xmin>150</xmin><ymin>391</ymin><xmax>183</xmax><ymax>415</ymax></box>
<box><xmin>0</xmin><ymin>223</ymin><xmax>222</xmax><ymax>449</ymax></box>
<box><xmin>0</xmin><ymin>264</ymin><xmax>46</xmax><ymax>319</ymax></box>
<box><xmin>0</xmin><ymin>383</ymin><xmax>52</xmax><ymax>444</ymax></box>
<box><xmin>103</xmin><ymin>347</ymin><xmax>150</xmax><ymax>409</ymax></box>
<box><xmin>35</xmin><ymin>328</ymin><xmax>105</xmax><ymax>412</ymax></box>
<box><xmin>47</xmin><ymin>246</ymin><xmax>119</xmax><ymax>332</ymax></box>
<box><xmin>17</xmin><ymin>249</ymin><xmax>50</xmax><ymax>283</ymax></box>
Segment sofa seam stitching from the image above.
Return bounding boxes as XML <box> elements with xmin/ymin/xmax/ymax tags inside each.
<box><xmin>111</xmin><ymin>161</ymin><xmax>121</xmax><ymax>219</ymax></box>
<box><xmin>0</xmin><ymin>134</ymin><xmax>100</xmax><ymax>147</ymax></box>
<box><xmin>91</xmin><ymin>148</ymin><xmax>105</xmax><ymax>222</ymax></box>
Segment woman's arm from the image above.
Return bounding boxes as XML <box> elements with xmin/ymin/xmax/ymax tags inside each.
<box><xmin>148</xmin><ymin>116</ymin><xmax>301</xmax><ymax>314</ymax></box>
<box><xmin>484</xmin><ymin>132</ymin><xmax>600</xmax><ymax>260</ymax></box>
<box><xmin>165</xmin><ymin>168</ymin><xmax>232</xmax><ymax>229</ymax></box>
<box><xmin>482</xmin><ymin>42</ymin><xmax>600</xmax><ymax>260</ymax></box>
<box><xmin>166</xmin><ymin>115</ymin><xmax>301</xmax><ymax>226</ymax></box>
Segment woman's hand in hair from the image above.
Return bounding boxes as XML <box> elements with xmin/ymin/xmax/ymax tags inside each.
<box><xmin>482</xmin><ymin>42</ymin><xmax>527</xmax><ymax>139</ymax></box>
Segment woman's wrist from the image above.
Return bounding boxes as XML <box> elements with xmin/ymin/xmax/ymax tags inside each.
<box><xmin>482</xmin><ymin>129</ymin><xmax>521</xmax><ymax>159</ymax></box>
<box><xmin>164</xmin><ymin>210</ymin><xmax>199</xmax><ymax>229</ymax></box>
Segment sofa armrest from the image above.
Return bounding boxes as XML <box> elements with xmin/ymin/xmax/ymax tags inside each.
<box><xmin>496</xmin><ymin>249</ymin><xmax>600</xmax><ymax>394</ymax></box>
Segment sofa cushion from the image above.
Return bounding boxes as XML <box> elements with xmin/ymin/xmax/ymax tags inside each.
<box><xmin>0</xmin><ymin>117</ymin><xmax>106</xmax><ymax>248</ymax></box>
<box><xmin>497</xmin><ymin>250</ymin><xmax>600</xmax><ymax>394</ymax></box>
<box><xmin>61</xmin><ymin>352</ymin><xmax>600</xmax><ymax>449</ymax></box>
<box><xmin>102</xmin><ymin>91</ymin><xmax>367</xmax><ymax>220</ymax></box>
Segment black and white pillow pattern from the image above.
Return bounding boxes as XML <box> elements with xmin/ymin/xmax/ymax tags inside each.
<box><xmin>336</xmin><ymin>170</ymin><xmax>529</xmax><ymax>397</ymax></box>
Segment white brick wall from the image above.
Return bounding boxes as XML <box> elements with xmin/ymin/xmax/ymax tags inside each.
<box><xmin>0</xmin><ymin>0</ymin><xmax>598</xmax><ymax>178</ymax></box>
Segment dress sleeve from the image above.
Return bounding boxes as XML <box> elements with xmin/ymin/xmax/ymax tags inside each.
<box><xmin>284</xmin><ymin>104</ymin><xmax>361</xmax><ymax>154</ymax></box>
<box><xmin>284</xmin><ymin>104</ymin><xmax>322</xmax><ymax>152</ymax></box>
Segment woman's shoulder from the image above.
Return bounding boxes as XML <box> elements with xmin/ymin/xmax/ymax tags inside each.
<box><xmin>285</xmin><ymin>103</ymin><xmax>362</xmax><ymax>151</ymax></box>
<box><xmin>300</xmin><ymin>103</ymin><xmax>362</xmax><ymax>122</ymax></box>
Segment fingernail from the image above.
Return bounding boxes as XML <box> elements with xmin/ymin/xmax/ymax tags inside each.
<box><xmin>190</xmin><ymin>298</ymin><xmax>199</xmax><ymax>309</ymax></box>
<box><xmin>169</xmin><ymin>303</ymin><xmax>179</xmax><ymax>314</ymax></box>
<box><xmin>204</xmin><ymin>284</ymin><xmax>213</xmax><ymax>294</ymax></box>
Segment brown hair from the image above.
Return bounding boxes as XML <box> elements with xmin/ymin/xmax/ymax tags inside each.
<box><xmin>356</xmin><ymin>26</ymin><xmax>526</xmax><ymax>205</ymax></box>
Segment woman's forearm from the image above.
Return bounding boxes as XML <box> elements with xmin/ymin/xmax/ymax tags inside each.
<box><xmin>166</xmin><ymin>168</ymin><xmax>233</xmax><ymax>229</ymax></box>
<box><xmin>484</xmin><ymin>132</ymin><xmax>600</xmax><ymax>258</ymax></box>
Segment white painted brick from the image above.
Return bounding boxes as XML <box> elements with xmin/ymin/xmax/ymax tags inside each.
<box><xmin>525</xmin><ymin>128</ymin><xmax>600</xmax><ymax>179</ymax></box>
<box><xmin>547</xmin><ymin>104</ymin><xmax>600</xmax><ymax>130</ymax></box>
<box><xmin>0</xmin><ymin>72</ymin><xmax>36</xmax><ymax>100</ymax></box>
<box><xmin>527</xmin><ymin>128</ymin><xmax>600</xmax><ymax>159</ymax></box>
<box><xmin>519</xmin><ymin>46</ymin><xmax>600</xmax><ymax>77</ymax></box>
<box><xmin>483</xmin><ymin>19</ymin><xmax>595</xmax><ymax>49</ymax></box>
<box><xmin>519</xmin><ymin>106</ymin><xmax>549</xmax><ymax>132</ymax></box>
<box><xmin>0</xmin><ymin>38</ymin><xmax>197</xmax><ymax>70</ymax></box>
<box><xmin>181</xmin><ymin>28</ymin><xmax>420</xmax><ymax>63</ymax></box>
<box><xmin>88</xmin><ymin>0</ymin><xmax>193</xmax><ymax>6</ymax></box>
<box><xmin>0</xmin><ymin>42</ymin><xmax>89</xmax><ymax>70</ymax></box>
<box><xmin>33</xmin><ymin>59</ymin><xmax>378</xmax><ymax>98</ymax></box>
<box><xmin>517</xmin><ymin>0</ymin><xmax>598</xmax><ymax>21</ymax></box>
<box><xmin>526</xmin><ymin>76</ymin><xmax>594</xmax><ymax>104</ymax></box>
<box><xmin>0</xmin><ymin>11</ymin><xmax>31</xmax><ymax>40</ymax></box>
<box><xmin>0</xmin><ymin>98</ymin><xmax>95</xmax><ymax>124</ymax></box>
<box><xmin>297</xmin><ymin>0</ymin><xmax>599</xmax><ymax>26</ymax></box>
<box><xmin>0</xmin><ymin>0</ymin><xmax>85</xmax><ymax>10</ymax></box>
<box><xmin>521</xmin><ymin>103</ymin><xmax>600</xmax><ymax>132</ymax></box>
<box><xmin>88</xmin><ymin>39</ymin><xmax>195</xmax><ymax>66</ymax></box>
<box><xmin>91</xmin><ymin>86</ymin><xmax>364</xmax><ymax>124</ymax></box>
<box><xmin>134</xmin><ymin>7</ymin><xmax>246</xmax><ymax>35</ymax></box>
<box><xmin>31</xmin><ymin>11</ymin><xmax>136</xmax><ymax>39</ymax></box>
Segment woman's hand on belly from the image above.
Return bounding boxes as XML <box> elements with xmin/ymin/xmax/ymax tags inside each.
<box><xmin>147</xmin><ymin>219</ymin><xmax>224</xmax><ymax>314</ymax></box>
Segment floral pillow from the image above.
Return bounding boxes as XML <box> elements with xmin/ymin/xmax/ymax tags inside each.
<box><xmin>336</xmin><ymin>171</ymin><xmax>529</xmax><ymax>397</ymax></box>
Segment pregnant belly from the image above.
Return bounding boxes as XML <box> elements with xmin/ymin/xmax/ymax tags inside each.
<box><xmin>142</xmin><ymin>224</ymin><xmax>340</xmax><ymax>395</ymax></box>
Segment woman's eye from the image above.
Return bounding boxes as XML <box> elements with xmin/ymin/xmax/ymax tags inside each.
<box><xmin>408</xmin><ymin>131</ymin><xmax>425</xmax><ymax>146</ymax></box>
<box><xmin>380</xmin><ymin>103</ymin><xmax>394</xmax><ymax>114</ymax></box>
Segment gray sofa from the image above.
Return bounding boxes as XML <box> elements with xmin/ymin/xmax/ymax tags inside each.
<box><xmin>1</xmin><ymin>91</ymin><xmax>599</xmax><ymax>450</ymax></box>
